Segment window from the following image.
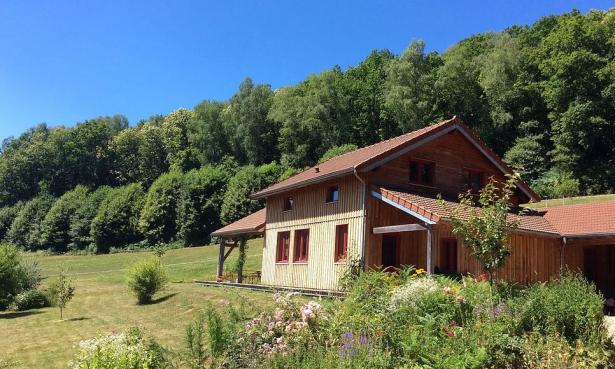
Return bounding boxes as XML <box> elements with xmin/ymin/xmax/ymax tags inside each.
<box><xmin>335</xmin><ymin>224</ymin><xmax>348</xmax><ymax>261</ymax></box>
<box><xmin>326</xmin><ymin>185</ymin><xmax>340</xmax><ymax>203</ymax></box>
<box><xmin>293</xmin><ymin>229</ymin><xmax>309</xmax><ymax>262</ymax></box>
<box><xmin>276</xmin><ymin>231</ymin><xmax>290</xmax><ymax>263</ymax></box>
<box><xmin>283</xmin><ymin>196</ymin><xmax>294</xmax><ymax>211</ymax></box>
<box><xmin>438</xmin><ymin>238</ymin><xmax>458</xmax><ymax>275</ymax></box>
<box><xmin>464</xmin><ymin>169</ymin><xmax>484</xmax><ymax>193</ymax></box>
<box><xmin>409</xmin><ymin>160</ymin><xmax>435</xmax><ymax>186</ymax></box>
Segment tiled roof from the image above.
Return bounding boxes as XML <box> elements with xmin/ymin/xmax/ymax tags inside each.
<box><xmin>375</xmin><ymin>187</ymin><xmax>559</xmax><ymax>235</ymax></box>
<box><xmin>211</xmin><ymin>208</ymin><xmax>266</xmax><ymax>238</ymax></box>
<box><xmin>252</xmin><ymin>116</ymin><xmax>538</xmax><ymax>201</ymax></box>
<box><xmin>252</xmin><ymin>117</ymin><xmax>459</xmax><ymax>198</ymax></box>
<box><xmin>542</xmin><ymin>201</ymin><xmax>615</xmax><ymax>237</ymax></box>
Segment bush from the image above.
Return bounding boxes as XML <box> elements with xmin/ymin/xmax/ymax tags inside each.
<box><xmin>69</xmin><ymin>327</ymin><xmax>170</xmax><ymax>369</ymax></box>
<box><xmin>138</xmin><ymin>171</ymin><xmax>184</xmax><ymax>244</ymax></box>
<box><xmin>68</xmin><ymin>186</ymin><xmax>112</xmax><ymax>251</ymax></box>
<box><xmin>91</xmin><ymin>183</ymin><xmax>145</xmax><ymax>253</ymax></box>
<box><xmin>126</xmin><ymin>258</ymin><xmax>168</xmax><ymax>304</ymax></box>
<box><xmin>39</xmin><ymin>186</ymin><xmax>88</xmax><ymax>252</ymax></box>
<box><xmin>11</xmin><ymin>288</ymin><xmax>49</xmax><ymax>311</ymax></box>
<box><xmin>0</xmin><ymin>243</ymin><xmax>40</xmax><ymax>310</ymax></box>
<box><xmin>6</xmin><ymin>194</ymin><xmax>55</xmax><ymax>250</ymax></box>
<box><xmin>517</xmin><ymin>273</ymin><xmax>604</xmax><ymax>343</ymax></box>
<box><xmin>177</xmin><ymin>166</ymin><xmax>226</xmax><ymax>246</ymax></box>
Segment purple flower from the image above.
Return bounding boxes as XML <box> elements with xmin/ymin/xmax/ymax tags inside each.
<box><xmin>343</xmin><ymin>332</ymin><xmax>354</xmax><ymax>340</ymax></box>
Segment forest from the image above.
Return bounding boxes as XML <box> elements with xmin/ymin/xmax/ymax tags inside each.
<box><xmin>0</xmin><ymin>9</ymin><xmax>613</xmax><ymax>253</ymax></box>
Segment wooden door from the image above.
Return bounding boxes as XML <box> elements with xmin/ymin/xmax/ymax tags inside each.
<box><xmin>439</xmin><ymin>238</ymin><xmax>458</xmax><ymax>275</ymax></box>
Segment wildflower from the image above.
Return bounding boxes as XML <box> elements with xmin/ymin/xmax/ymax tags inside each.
<box><xmin>274</xmin><ymin>308</ymin><xmax>284</xmax><ymax>322</ymax></box>
<box><xmin>455</xmin><ymin>295</ymin><xmax>465</xmax><ymax>303</ymax></box>
<box><xmin>443</xmin><ymin>286</ymin><xmax>452</xmax><ymax>295</ymax></box>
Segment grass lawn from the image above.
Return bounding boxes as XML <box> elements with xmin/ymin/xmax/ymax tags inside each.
<box><xmin>0</xmin><ymin>239</ymin><xmax>269</xmax><ymax>369</ymax></box>
<box><xmin>524</xmin><ymin>193</ymin><xmax>615</xmax><ymax>209</ymax></box>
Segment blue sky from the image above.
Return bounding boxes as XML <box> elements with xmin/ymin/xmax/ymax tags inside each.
<box><xmin>0</xmin><ymin>0</ymin><xmax>612</xmax><ymax>141</ymax></box>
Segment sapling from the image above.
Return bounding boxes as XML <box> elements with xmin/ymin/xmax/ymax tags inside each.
<box><xmin>49</xmin><ymin>269</ymin><xmax>75</xmax><ymax>320</ymax></box>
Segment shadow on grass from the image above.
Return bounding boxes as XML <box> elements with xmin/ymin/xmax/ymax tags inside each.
<box><xmin>64</xmin><ymin>317</ymin><xmax>90</xmax><ymax>322</ymax></box>
<box><xmin>146</xmin><ymin>292</ymin><xmax>179</xmax><ymax>305</ymax></box>
<box><xmin>0</xmin><ymin>310</ymin><xmax>44</xmax><ymax>319</ymax></box>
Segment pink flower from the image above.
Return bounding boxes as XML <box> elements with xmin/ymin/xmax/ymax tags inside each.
<box><xmin>443</xmin><ymin>286</ymin><xmax>452</xmax><ymax>295</ymax></box>
<box><xmin>274</xmin><ymin>308</ymin><xmax>284</xmax><ymax>322</ymax></box>
<box><xmin>455</xmin><ymin>295</ymin><xmax>465</xmax><ymax>303</ymax></box>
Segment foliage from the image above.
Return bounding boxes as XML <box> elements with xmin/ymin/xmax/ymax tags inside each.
<box><xmin>0</xmin><ymin>202</ymin><xmax>23</xmax><ymax>241</ymax></box>
<box><xmin>444</xmin><ymin>175</ymin><xmax>520</xmax><ymax>284</ymax></box>
<box><xmin>39</xmin><ymin>185</ymin><xmax>88</xmax><ymax>253</ymax></box>
<box><xmin>0</xmin><ymin>243</ymin><xmax>40</xmax><ymax>310</ymax></box>
<box><xmin>6</xmin><ymin>194</ymin><xmax>55</xmax><ymax>251</ymax></box>
<box><xmin>138</xmin><ymin>171</ymin><xmax>185</xmax><ymax>244</ymax></box>
<box><xmin>516</xmin><ymin>273</ymin><xmax>605</xmax><ymax>343</ymax></box>
<box><xmin>532</xmin><ymin>168</ymin><xmax>580</xmax><ymax>199</ymax></box>
<box><xmin>69</xmin><ymin>327</ymin><xmax>170</xmax><ymax>369</ymax></box>
<box><xmin>91</xmin><ymin>183</ymin><xmax>145</xmax><ymax>253</ymax></box>
<box><xmin>184</xmin><ymin>307</ymin><xmax>231</xmax><ymax>368</ymax></box>
<box><xmin>177</xmin><ymin>166</ymin><xmax>227</xmax><ymax>246</ymax></box>
<box><xmin>126</xmin><ymin>258</ymin><xmax>168</xmax><ymax>304</ymax></box>
<box><xmin>220</xmin><ymin>163</ymin><xmax>284</xmax><ymax>224</ymax></box>
<box><xmin>68</xmin><ymin>186</ymin><xmax>112</xmax><ymax>251</ymax></box>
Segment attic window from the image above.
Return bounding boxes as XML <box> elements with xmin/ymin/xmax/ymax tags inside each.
<box><xmin>326</xmin><ymin>185</ymin><xmax>340</xmax><ymax>203</ymax></box>
<box><xmin>464</xmin><ymin>169</ymin><xmax>484</xmax><ymax>193</ymax></box>
<box><xmin>283</xmin><ymin>196</ymin><xmax>294</xmax><ymax>211</ymax></box>
<box><xmin>409</xmin><ymin>160</ymin><xmax>435</xmax><ymax>186</ymax></box>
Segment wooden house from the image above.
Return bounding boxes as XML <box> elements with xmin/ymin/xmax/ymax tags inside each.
<box><xmin>212</xmin><ymin>116</ymin><xmax>615</xmax><ymax>299</ymax></box>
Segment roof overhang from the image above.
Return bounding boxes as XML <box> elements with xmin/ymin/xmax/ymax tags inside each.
<box><xmin>251</xmin><ymin>168</ymin><xmax>354</xmax><ymax>199</ymax></box>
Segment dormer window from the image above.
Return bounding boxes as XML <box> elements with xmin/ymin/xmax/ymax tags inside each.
<box><xmin>409</xmin><ymin>160</ymin><xmax>435</xmax><ymax>186</ymax></box>
<box><xmin>464</xmin><ymin>169</ymin><xmax>484</xmax><ymax>193</ymax></box>
<box><xmin>283</xmin><ymin>196</ymin><xmax>294</xmax><ymax>211</ymax></box>
<box><xmin>326</xmin><ymin>185</ymin><xmax>339</xmax><ymax>203</ymax></box>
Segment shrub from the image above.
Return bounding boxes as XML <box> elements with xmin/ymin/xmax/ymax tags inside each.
<box><xmin>68</xmin><ymin>186</ymin><xmax>112</xmax><ymax>251</ymax></box>
<box><xmin>11</xmin><ymin>288</ymin><xmax>49</xmax><ymax>311</ymax></box>
<box><xmin>318</xmin><ymin>144</ymin><xmax>358</xmax><ymax>163</ymax></box>
<box><xmin>69</xmin><ymin>327</ymin><xmax>169</xmax><ymax>369</ymax></box>
<box><xmin>126</xmin><ymin>258</ymin><xmax>168</xmax><ymax>304</ymax></box>
<box><xmin>6</xmin><ymin>194</ymin><xmax>55</xmax><ymax>250</ymax></box>
<box><xmin>184</xmin><ymin>307</ymin><xmax>230</xmax><ymax>368</ymax></box>
<box><xmin>517</xmin><ymin>273</ymin><xmax>604</xmax><ymax>343</ymax></box>
<box><xmin>0</xmin><ymin>243</ymin><xmax>40</xmax><ymax>310</ymax></box>
<box><xmin>177</xmin><ymin>166</ymin><xmax>226</xmax><ymax>246</ymax></box>
<box><xmin>91</xmin><ymin>183</ymin><xmax>145</xmax><ymax>253</ymax></box>
<box><xmin>138</xmin><ymin>171</ymin><xmax>184</xmax><ymax>244</ymax></box>
<box><xmin>39</xmin><ymin>186</ymin><xmax>88</xmax><ymax>252</ymax></box>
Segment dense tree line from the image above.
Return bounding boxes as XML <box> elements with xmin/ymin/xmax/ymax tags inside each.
<box><xmin>0</xmin><ymin>9</ymin><xmax>613</xmax><ymax>252</ymax></box>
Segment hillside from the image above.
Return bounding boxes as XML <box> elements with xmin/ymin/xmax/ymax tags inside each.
<box><xmin>524</xmin><ymin>193</ymin><xmax>615</xmax><ymax>209</ymax></box>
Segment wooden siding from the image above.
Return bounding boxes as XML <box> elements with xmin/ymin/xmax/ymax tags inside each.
<box><xmin>364</xmin><ymin>130</ymin><xmax>529</xmax><ymax>204</ymax></box>
<box><xmin>262</xmin><ymin>176</ymin><xmax>365</xmax><ymax>290</ymax></box>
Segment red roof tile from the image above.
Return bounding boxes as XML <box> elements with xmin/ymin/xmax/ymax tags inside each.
<box><xmin>542</xmin><ymin>201</ymin><xmax>615</xmax><ymax>237</ymax></box>
<box><xmin>211</xmin><ymin>208</ymin><xmax>266</xmax><ymax>237</ymax></box>
<box><xmin>252</xmin><ymin>116</ymin><xmax>538</xmax><ymax>201</ymax></box>
<box><xmin>376</xmin><ymin>187</ymin><xmax>559</xmax><ymax>235</ymax></box>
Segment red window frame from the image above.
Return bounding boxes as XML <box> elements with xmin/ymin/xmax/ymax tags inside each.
<box><xmin>464</xmin><ymin>168</ymin><xmax>484</xmax><ymax>194</ymax></box>
<box><xmin>409</xmin><ymin>159</ymin><xmax>435</xmax><ymax>186</ymax></box>
<box><xmin>293</xmin><ymin>229</ymin><xmax>309</xmax><ymax>262</ymax></box>
<box><xmin>276</xmin><ymin>231</ymin><xmax>290</xmax><ymax>263</ymax></box>
<box><xmin>335</xmin><ymin>224</ymin><xmax>349</xmax><ymax>262</ymax></box>
<box><xmin>326</xmin><ymin>185</ymin><xmax>340</xmax><ymax>203</ymax></box>
<box><xmin>283</xmin><ymin>196</ymin><xmax>294</xmax><ymax>211</ymax></box>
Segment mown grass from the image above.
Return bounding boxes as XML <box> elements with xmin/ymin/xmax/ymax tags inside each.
<box><xmin>0</xmin><ymin>240</ymin><xmax>268</xmax><ymax>369</ymax></box>
<box><xmin>524</xmin><ymin>193</ymin><xmax>615</xmax><ymax>209</ymax></box>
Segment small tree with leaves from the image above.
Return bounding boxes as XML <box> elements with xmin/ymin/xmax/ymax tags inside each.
<box><xmin>49</xmin><ymin>269</ymin><xmax>75</xmax><ymax>319</ymax></box>
<box><xmin>442</xmin><ymin>174</ymin><xmax>521</xmax><ymax>286</ymax></box>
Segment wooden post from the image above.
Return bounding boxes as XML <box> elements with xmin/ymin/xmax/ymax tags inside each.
<box><xmin>236</xmin><ymin>238</ymin><xmax>247</xmax><ymax>284</ymax></box>
<box><xmin>217</xmin><ymin>238</ymin><xmax>225</xmax><ymax>281</ymax></box>
<box><xmin>426</xmin><ymin>226</ymin><xmax>433</xmax><ymax>274</ymax></box>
